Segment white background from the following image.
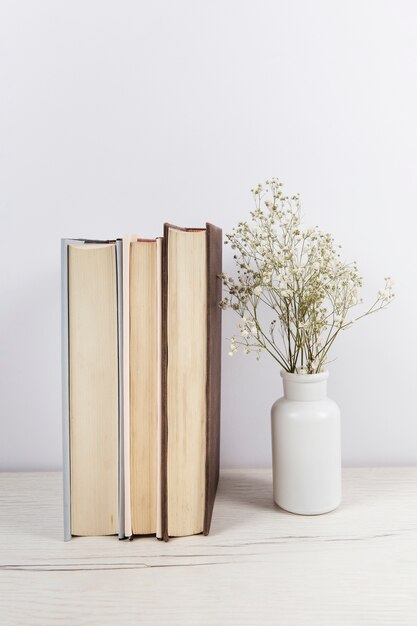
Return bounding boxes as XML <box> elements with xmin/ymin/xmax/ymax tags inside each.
<box><xmin>1</xmin><ymin>0</ymin><xmax>416</xmax><ymax>470</ymax></box>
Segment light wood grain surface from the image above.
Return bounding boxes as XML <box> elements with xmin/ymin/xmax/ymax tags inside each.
<box><xmin>1</xmin><ymin>468</ymin><xmax>416</xmax><ymax>625</ymax></box>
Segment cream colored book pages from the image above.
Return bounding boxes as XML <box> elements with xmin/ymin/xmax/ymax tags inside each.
<box><xmin>68</xmin><ymin>244</ymin><xmax>118</xmax><ymax>536</ymax></box>
<box><xmin>167</xmin><ymin>229</ymin><xmax>207</xmax><ymax>537</ymax></box>
<box><xmin>155</xmin><ymin>238</ymin><xmax>163</xmax><ymax>539</ymax></box>
<box><xmin>122</xmin><ymin>235</ymin><xmax>136</xmax><ymax>537</ymax></box>
<box><xmin>130</xmin><ymin>241</ymin><xmax>158</xmax><ymax>534</ymax></box>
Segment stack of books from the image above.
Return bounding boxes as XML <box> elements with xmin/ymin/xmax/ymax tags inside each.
<box><xmin>61</xmin><ymin>223</ymin><xmax>222</xmax><ymax>541</ymax></box>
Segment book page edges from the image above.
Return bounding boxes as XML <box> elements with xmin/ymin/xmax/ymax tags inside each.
<box><xmin>166</xmin><ymin>227</ymin><xmax>207</xmax><ymax>536</ymax></box>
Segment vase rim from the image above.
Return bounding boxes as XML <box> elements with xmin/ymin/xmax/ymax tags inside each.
<box><xmin>280</xmin><ymin>370</ymin><xmax>329</xmax><ymax>383</ymax></box>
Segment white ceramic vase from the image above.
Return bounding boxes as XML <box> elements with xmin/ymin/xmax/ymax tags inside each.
<box><xmin>271</xmin><ymin>370</ymin><xmax>341</xmax><ymax>515</ymax></box>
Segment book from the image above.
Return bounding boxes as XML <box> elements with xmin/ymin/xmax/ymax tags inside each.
<box><xmin>161</xmin><ymin>223</ymin><xmax>222</xmax><ymax>539</ymax></box>
<box><xmin>61</xmin><ymin>223</ymin><xmax>221</xmax><ymax>541</ymax></box>
<box><xmin>129</xmin><ymin>238</ymin><xmax>163</xmax><ymax>537</ymax></box>
<box><xmin>62</xmin><ymin>236</ymin><xmax>162</xmax><ymax>540</ymax></box>
<box><xmin>61</xmin><ymin>239</ymin><xmax>122</xmax><ymax>538</ymax></box>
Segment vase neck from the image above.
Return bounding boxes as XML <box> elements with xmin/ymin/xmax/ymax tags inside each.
<box><xmin>281</xmin><ymin>371</ymin><xmax>328</xmax><ymax>401</ymax></box>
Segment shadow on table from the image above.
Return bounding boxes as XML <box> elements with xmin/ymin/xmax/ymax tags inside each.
<box><xmin>210</xmin><ymin>469</ymin><xmax>294</xmax><ymax>534</ymax></box>
<box><xmin>218</xmin><ymin>469</ymin><xmax>287</xmax><ymax>509</ymax></box>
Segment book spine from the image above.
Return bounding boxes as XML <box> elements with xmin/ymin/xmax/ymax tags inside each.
<box><xmin>203</xmin><ymin>224</ymin><xmax>222</xmax><ymax>535</ymax></box>
<box><xmin>160</xmin><ymin>226</ymin><xmax>169</xmax><ymax>541</ymax></box>
<box><xmin>156</xmin><ymin>237</ymin><xmax>163</xmax><ymax>540</ymax></box>
<box><xmin>116</xmin><ymin>240</ymin><xmax>125</xmax><ymax>539</ymax></box>
<box><xmin>61</xmin><ymin>240</ymin><xmax>71</xmax><ymax>541</ymax></box>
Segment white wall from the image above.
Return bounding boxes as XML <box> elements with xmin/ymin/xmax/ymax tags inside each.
<box><xmin>1</xmin><ymin>0</ymin><xmax>416</xmax><ymax>470</ymax></box>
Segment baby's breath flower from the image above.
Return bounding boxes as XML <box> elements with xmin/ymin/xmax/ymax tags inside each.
<box><xmin>221</xmin><ymin>178</ymin><xmax>394</xmax><ymax>373</ymax></box>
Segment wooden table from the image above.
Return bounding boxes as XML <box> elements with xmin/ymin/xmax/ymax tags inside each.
<box><xmin>1</xmin><ymin>468</ymin><xmax>416</xmax><ymax>625</ymax></box>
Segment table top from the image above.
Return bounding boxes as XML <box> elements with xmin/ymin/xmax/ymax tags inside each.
<box><xmin>1</xmin><ymin>468</ymin><xmax>416</xmax><ymax>625</ymax></box>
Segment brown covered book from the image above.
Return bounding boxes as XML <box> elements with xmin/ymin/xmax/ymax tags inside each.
<box><xmin>160</xmin><ymin>223</ymin><xmax>222</xmax><ymax>539</ymax></box>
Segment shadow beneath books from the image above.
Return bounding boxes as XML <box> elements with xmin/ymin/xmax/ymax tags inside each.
<box><xmin>212</xmin><ymin>469</ymin><xmax>286</xmax><ymax>533</ymax></box>
<box><xmin>218</xmin><ymin>469</ymin><xmax>275</xmax><ymax>508</ymax></box>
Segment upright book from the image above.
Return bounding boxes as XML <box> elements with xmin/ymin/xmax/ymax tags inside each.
<box><xmin>62</xmin><ymin>223</ymin><xmax>222</xmax><ymax>541</ymax></box>
<box><xmin>61</xmin><ymin>239</ymin><xmax>123</xmax><ymax>540</ymax></box>
<box><xmin>128</xmin><ymin>237</ymin><xmax>163</xmax><ymax>538</ymax></box>
<box><xmin>161</xmin><ymin>223</ymin><xmax>222</xmax><ymax>539</ymax></box>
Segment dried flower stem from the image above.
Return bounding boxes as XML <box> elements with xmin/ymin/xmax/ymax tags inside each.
<box><xmin>221</xmin><ymin>178</ymin><xmax>395</xmax><ymax>373</ymax></box>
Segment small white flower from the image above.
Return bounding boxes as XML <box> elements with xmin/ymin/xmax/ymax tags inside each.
<box><xmin>223</xmin><ymin>177</ymin><xmax>394</xmax><ymax>371</ymax></box>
